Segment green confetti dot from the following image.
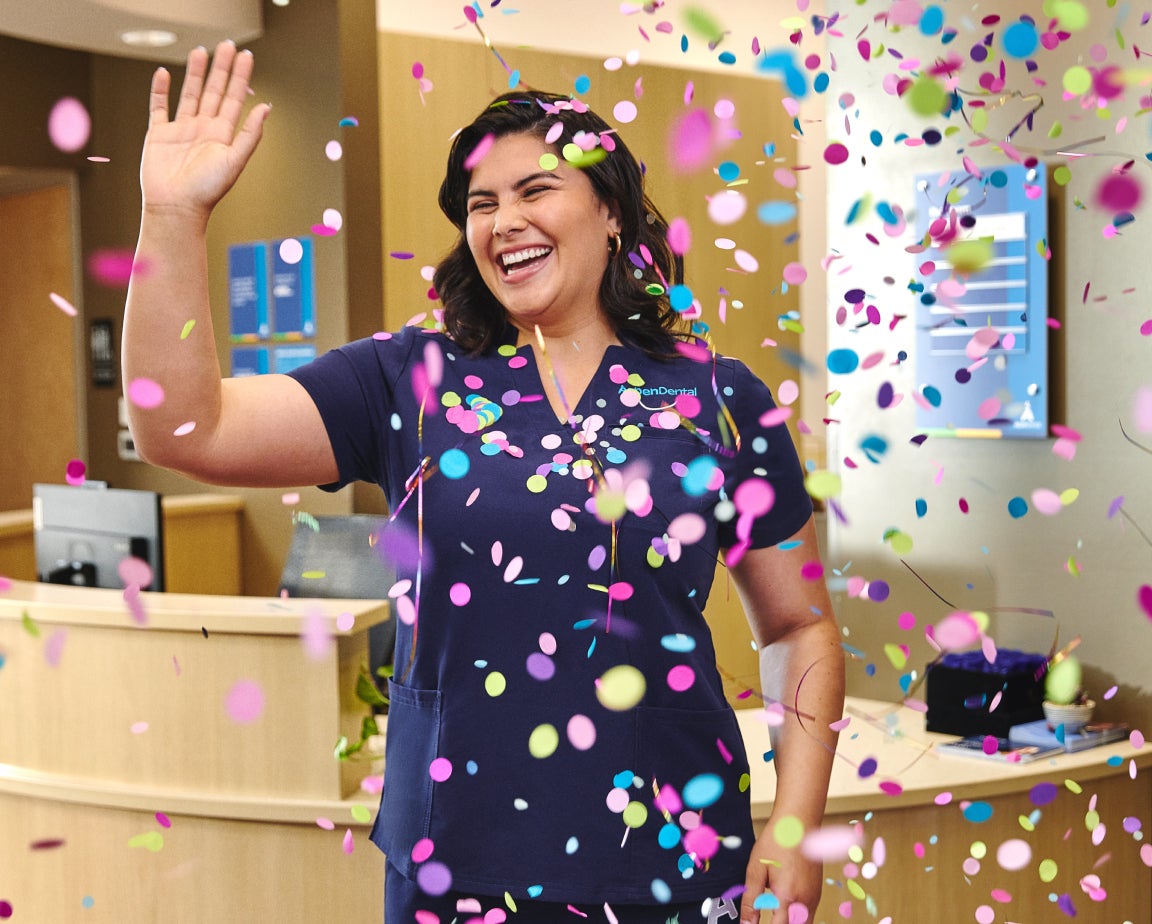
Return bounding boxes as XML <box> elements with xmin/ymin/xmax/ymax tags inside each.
<box><xmin>497</xmin><ymin>344</ymin><xmax>517</xmax><ymax>357</ymax></box>
<box><xmin>1084</xmin><ymin>809</ymin><xmax>1100</xmax><ymax>831</ymax></box>
<box><xmin>1064</xmin><ymin>779</ymin><xmax>1083</xmax><ymax>795</ymax></box>
<box><xmin>970</xmin><ymin>840</ymin><xmax>987</xmax><ymax>859</ymax></box>
<box><xmin>1063</xmin><ymin>65</ymin><xmax>1092</xmax><ymax>96</ymax></box>
<box><xmin>1046</xmin><ymin>0</ymin><xmax>1089</xmax><ymax>31</ymax></box>
<box><xmin>887</xmin><ymin>530</ymin><xmax>914</xmax><ymax>555</ymax></box>
<box><xmin>539</xmin><ymin>152</ymin><xmax>559</xmax><ymax>170</ymax></box>
<box><xmin>127</xmin><ymin>831</ymin><xmax>164</xmax><ymax>852</ymax></box>
<box><xmin>350</xmin><ymin>804</ymin><xmax>372</xmax><ymax>824</ymax></box>
<box><xmin>484</xmin><ymin>671</ymin><xmax>507</xmax><ymax>697</ymax></box>
<box><xmin>528</xmin><ymin>723</ymin><xmax>559</xmax><ymax>759</ymax></box>
<box><xmin>620</xmin><ymin>424</ymin><xmax>642</xmax><ymax>442</ymax></box>
<box><xmin>906</xmin><ymin>76</ymin><xmax>948</xmax><ymax>116</ymax></box>
<box><xmin>622</xmin><ymin>801</ymin><xmax>649</xmax><ymax>828</ymax></box>
<box><xmin>180</xmin><ymin>320</ymin><xmax>196</xmax><ymax>340</ymax></box>
<box><xmin>1038</xmin><ymin>858</ymin><xmax>1059</xmax><ymax>882</ymax></box>
<box><xmin>846</xmin><ymin>879</ymin><xmax>867</xmax><ymax>900</ymax></box>
<box><xmin>526</xmin><ymin>474</ymin><xmax>548</xmax><ymax>494</ymax></box>
<box><xmin>773</xmin><ymin>815</ymin><xmax>805</xmax><ymax>849</ymax></box>
<box><xmin>1053</xmin><ymin>165</ymin><xmax>1072</xmax><ymax>186</ymax></box>
<box><xmin>805</xmin><ymin>470</ymin><xmax>842</xmax><ymax>500</ymax></box>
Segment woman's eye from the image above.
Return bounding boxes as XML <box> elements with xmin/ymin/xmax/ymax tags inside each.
<box><xmin>469</xmin><ymin>201</ymin><xmax>496</xmax><ymax>214</ymax></box>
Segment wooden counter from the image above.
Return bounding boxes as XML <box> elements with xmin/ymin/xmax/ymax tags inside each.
<box><xmin>737</xmin><ymin>698</ymin><xmax>1152</xmax><ymax>923</ymax></box>
<box><xmin>0</xmin><ymin>580</ymin><xmax>390</xmax><ymax>922</ymax></box>
<box><xmin>2</xmin><ymin>576</ymin><xmax>1147</xmax><ymax>922</ymax></box>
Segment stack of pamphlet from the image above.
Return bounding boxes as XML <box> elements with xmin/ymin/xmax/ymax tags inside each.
<box><xmin>1007</xmin><ymin>720</ymin><xmax>1130</xmax><ymax>753</ymax></box>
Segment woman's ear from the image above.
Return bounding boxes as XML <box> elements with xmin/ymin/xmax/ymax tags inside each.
<box><xmin>603</xmin><ymin>199</ymin><xmax>623</xmax><ymax>237</ymax></box>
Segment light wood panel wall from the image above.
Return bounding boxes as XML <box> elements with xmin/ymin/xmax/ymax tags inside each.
<box><xmin>377</xmin><ymin>32</ymin><xmax>805</xmax><ymax>707</ymax></box>
<box><xmin>0</xmin><ymin>184</ymin><xmax>80</xmax><ymax>511</ymax></box>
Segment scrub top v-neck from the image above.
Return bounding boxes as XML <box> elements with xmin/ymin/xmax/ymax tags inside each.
<box><xmin>287</xmin><ymin>322</ymin><xmax>812</xmax><ymax>905</ymax></box>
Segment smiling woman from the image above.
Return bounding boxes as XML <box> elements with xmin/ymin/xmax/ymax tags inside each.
<box><xmin>123</xmin><ymin>43</ymin><xmax>843</xmax><ymax>924</ymax></box>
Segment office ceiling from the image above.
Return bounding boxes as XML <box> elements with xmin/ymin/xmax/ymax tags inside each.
<box><xmin>0</xmin><ymin>0</ymin><xmax>263</xmax><ymax>64</ymax></box>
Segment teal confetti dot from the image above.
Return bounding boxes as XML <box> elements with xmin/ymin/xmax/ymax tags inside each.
<box><xmin>915</xmin><ymin>498</ymin><xmax>928</xmax><ymax>517</ymax></box>
<box><xmin>439</xmin><ymin>448</ymin><xmax>470</xmax><ymax>479</ymax></box>
<box><xmin>876</xmin><ymin>202</ymin><xmax>899</xmax><ymax>224</ymax></box>
<box><xmin>1002</xmin><ymin>21</ymin><xmax>1039</xmax><ymax>58</ymax></box>
<box><xmin>989</xmin><ymin>169</ymin><xmax>1008</xmax><ymax>189</ymax></box>
<box><xmin>574</xmin><ymin>74</ymin><xmax>591</xmax><ymax>94</ymax></box>
<box><xmin>827</xmin><ymin>348</ymin><xmax>860</xmax><ymax>374</ymax></box>
<box><xmin>527</xmin><ymin>885</ymin><xmax>543</xmax><ymax>898</ymax></box>
<box><xmin>718</xmin><ymin>51</ymin><xmax>736</xmax><ymax>65</ymax></box>
<box><xmin>861</xmin><ymin>435</ymin><xmax>888</xmax><ymax>463</ymax></box>
<box><xmin>508</xmin><ymin>69</ymin><xmax>521</xmax><ymax>90</ymax></box>
<box><xmin>718</xmin><ymin>161</ymin><xmax>740</xmax><ymax>182</ymax></box>
<box><xmin>651</xmin><ymin>878</ymin><xmax>673</xmax><ymax>903</ymax></box>
<box><xmin>919</xmin><ymin>5</ymin><xmax>945</xmax><ymax>35</ymax></box>
<box><xmin>754</xmin><ymin>893</ymin><xmax>781</xmax><ymax>911</ymax></box>
<box><xmin>682</xmin><ymin>773</ymin><xmax>724</xmax><ymax>809</ymax></box>
<box><xmin>682</xmin><ymin>455</ymin><xmax>718</xmax><ymax>496</ymax></box>
<box><xmin>963</xmin><ymin>801</ymin><xmax>994</xmax><ymax>823</ymax></box>
<box><xmin>1008</xmin><ymin>496</ymin><xmax>1028</xmax><ymax>518</ymax></box>
<box><xmin>81</xmin><ymin>896</ymin><xmax>95</xmax><ymax>909</ymax></box>
<box><xmin>814</xmin><ymin>72</ymin><xmax>830</xmax><ymax>93</ymax></box>
<box><xmin>660</xmin><ymin>633</ymin><xmax>697</xmax><ymax>653</ymax></box>
<box><xmin>613</xmin><ymin>770</ymin><xmax>635</xmax><ymax>788</ymax></box>
<box><xmin>658</xmin><ymin>822</ymin><xmax>681</xmax><ymax>848</ymax></box>
<box><xmin>922</xmin><ymin>385</ymin><xmax>942</xmax><ymax>407</ymax></box>
<box><xmin>669</xmin><ymin>284</ymin><xmax>694</xmax><ymax>312</ymax></box>
<box><xmin>1106</xmin><ymin>755</ymin><xmax>1123</xmax><ymax>767</ymax></box>
<box><xmin>870</xmin><ymin>129</ymin><xmax>883</xmax><ymax>146</ymax></box>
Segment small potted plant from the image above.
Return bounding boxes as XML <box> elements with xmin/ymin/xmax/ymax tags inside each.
<box><xmin>1043</xmin><ymin>654</ymin><xmax>1094</xmax><ymax>732</ymax></box>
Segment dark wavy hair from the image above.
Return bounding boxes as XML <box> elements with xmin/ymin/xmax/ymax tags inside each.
<box><xmin>434</xmin><ymin>91</ymin><xmax>686</xmax><ymax>356</ymax></box>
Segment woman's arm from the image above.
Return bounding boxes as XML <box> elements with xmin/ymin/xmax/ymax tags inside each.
<box><xmin>729</xmin><ymin>514</ymin><xmax>845</xmax><ymax>924</ymax></box>
<box><xmin>123</xmin><ymin>41</ymin><xmax>338</xmax><ymax>488</ymax></box>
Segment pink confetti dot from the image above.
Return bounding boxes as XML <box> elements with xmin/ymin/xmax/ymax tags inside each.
<box><xmin>996</xmin><ymin>838</ymin><xmax>1032</xmax><ymax>871</ymax></box>
<box><xmin>225</xmin><ymin>679</ymin><xmax>265</xmax><ymax>724</ymax></box>
<box><xmin>316</xmin><ymin>817</ymin><xmax>335</xmax><ymax>830</ymax></box>
<box><xmin>464</xmin><ymin>132</ymin><xmax>495</xmax><ymax>170</ymax></box>
<box><xmin>130</xmin><ymin>721</ymin><xmax>149</xmax><ymax>734</ymax></box>
<box><xmin>733</xmin><ymin>478</ymin><xmax>775</xmax><ymax>518</ymax></box>
<box><xmin>449</xmin><ymin>582</ymin><xmax>471</xmax><ymax>606</ymax></box>
<box><xmin>783</xmin><ymin>262</ymin><xmax>808</xmax><ymax>285</ymax></box>
<box><xmin>336</xmin><ymin>612</ymin><xmax>355</xmax><ymax>632</ymax></box>
<box><xmin>411</xmin><ymin>837</ymin><xmax>434</xmax><ymax>863</ymax></box>
<box><xmin>127</xmin><ymin>377</ymin><xmax>165</xmax><ymax>409</ymax></box>
<box><xmin>1140</xmin><ymin>319</ymin><xmax>1152</xmax><ymax>336</ymax></box>
<box><xmin>667</xmin><ymin>664</ymin><xmax>696</xmax><ymax>692</ymax></box>
<box><xmin>567</xmin><ymin>713</ymin><xmax>596</xmax><ymax>750</ymax></box>
<box><xmin>48</xmin><ymin>97</ymin><xmax>91</xmax><ymax>151</ymax></box>
<box><xmin>49</xmin><ymin>292</ymin><xmax>77</xmax><ymax>317</ymax></box>
<box><xmin>667</xmin><ymin>217</ymin><xmax>691</xmax><ymax>255</ymax></box>
<box><xmin>279</xmin><ymin>238</ymin><xmax>304</xmax><ymax>264</ymax></box>
<box><xmin>613</xmin><ymin>100</ymin><xmax>638</xmax><ymax>123</ymax></box>
<box><xmin>173</xmin><ymin>421</ymin><xmax>196</xmax><ymax>437</ymax></box>
<box><xmin>118</xmin><ymin>556</ymin><xmax>153</xmax><ymax>589</ymax></box>
<box><xmin>1096</xmin><ymin>173</ymin><xmax>1142</xmax><ymax>212</ymax></box>
<box><xmin>342</xmin><ymin>828</ymin><xmax>354</xmax><ymax>854</ymax></box>
<box><xmin>428</xmin><ymin>757</ymin><xmax>452</xmax><ymax>782</ymax></box>
<box><xmin>1031</xmin><ymin>488</ymin><xmax>1063</xmax><ymax>515</ymax></box>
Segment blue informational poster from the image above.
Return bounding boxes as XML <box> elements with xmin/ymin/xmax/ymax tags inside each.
<box><xmin>273</xmin><ymin>344</ymin><xmax>317</xmax><ymax>374</ymax></box>
<box><xmin>270</xmin><ymin>238</ymin><xmax>316</xmax><ymax>340</ymax></box>
<box><xmin>227</xmin><ymin>242</ymin><xmax>270</xmax><ymax>341</ymax></box>
<box><xmin>913</xmin><ymin>164</ymin><xmax>1048</xmax><ymax>438</ymax></box>
<box><xmin>231</xmin><ymin>346</ymin><xmax>270</xmax><ymax>377</ymax></box>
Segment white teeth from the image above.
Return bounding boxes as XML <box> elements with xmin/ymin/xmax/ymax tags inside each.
<box><xmin>501</xmin><ymin>247</ymin><xmax>551</xmax><ymax>268</ymax></box>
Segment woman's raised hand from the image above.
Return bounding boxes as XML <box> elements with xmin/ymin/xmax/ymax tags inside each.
<box><xmin>141</xmin><ymin>40</ymin><xmax>270</xmax><ymax>222</ymax></box>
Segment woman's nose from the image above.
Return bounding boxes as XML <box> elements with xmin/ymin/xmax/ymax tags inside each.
<box><xmin>492</xmin><ymin>202</ymin><xmax>526</xmax><ymax>237</ymax></box>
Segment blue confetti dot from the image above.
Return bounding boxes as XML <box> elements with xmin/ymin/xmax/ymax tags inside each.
<box><xmin>876</xmin><ymin>202</ymin><xmax>899</xmax><ymax>225</ymax></box>
<box><xmin>680</xmin><ymin>34</ymin><xmax>688</xmax><ymax>52</ymax></box>
<box><xmin>439</xmin><ymin>448</ymin><xmax>470</xmax><ymax>479</ymax></box>
<box><xmin>81</xmin><ymin>897</ymin><xmax>95</xmax><ymax>910</ymax></box>
<box><xmin>613</xmin><ymin>770</ymin><xmax>635</xmax><ymax>788</ymax></box>
<box><xmin>919</xmin><ymin>5</ymin><xmax>945</xmax><ymax>35</ymax></box>
<box><xmin>390</xmin><ymin>412</ymin><xmax>403</xmax><ymax>430</ymax></box>
<box><xmin>717</xmin><ymin>160</ymin><xmax>740</xmax><ymax>182</ymax></box>
<box><xmin>869</xmin><ymin>129</ymin><xmax>883</xmax><ymax>146</ymax></box>
<box><xmin>669</xmin><ymin>284</ymin><xmax>694</xmax><ymax>312</ymax></box>
<box><xmin>922</xmin><ymin>385</ymin><xmax>942</xmax><ymax>407</ymax></box>
<box><xmin>660</xmin><ymin>633</ymin><xmax>697</xmax><ymax>653</ymax></box>
<box><xmin>915</xmin><ymin>498</ymin><xmax>928</xmax><ymax>518</ymax></box>
<box><xmin>1002</xmin><ymin>21</ymin><xmax>1039</xmax><ymax>58</ymax></box>
<box><xmin>682</xmin><ymin>773</ymin><xmax>724</xmax><ymax>809</ymax></box>
<box><xmin>757</xmin><ymin>201</ymin><xmax>797</xmax><ymax>225</ymax></box>
<box><xmin>507</xmin><ymin>69</ymin><xmax>521</xmax><ymax>90</ymax></box>
<box><xmin>753</xmin><ymin>893</ymin><xmax>781</xmax><ymax>910</ymax></box>
<box><xmin>682</xmin><ymin>455</ymin><xmax>718</xmax><ymax>497</ymax></box>
<box><xmin>861</xmin><ymin>434</ymin><xmax>888</xmax><ymax>462</ymax></box>
<box><xmin>565</xmin><ymin>835</ymin><xmax>580</xmax><ymax>854</ymax></box>
<box><xmin>527</xmin><ymin>885</ymin><xmax>544</xmax><ymax>898</ymax></box>
<box><xmin>962</xmin><ymin>801</ymin><xmax>994</xmax><ymax>823</ymax></box>
<box><xmin>466</xmin><ymin>760</ymin><xmax>478</xmax><ymax>774</ymax></box>
<box><xmin>865</xmin><ymin>663</ymin><xmax>877</xmax><ymax>676</ymax></box>
<box><xmin>651</xmin><ymin>878</ymin><xmax>673</xmax><ymax>903</ymax></box>
<box><xmin>718</xmin><ymin>51</ymin><xmax>736</xmax><ymax>65</ymax></box>
<box><xmin>814</xmin><ymin>72</ymin><xmax>830</xmax><ymax>93</ymax></box>
<box><xmin>989</xmin><ymin>169</ymin><xmax>1009</xmax><ymax>189</ymax></box>
<box><xmin>605</xmin><ymin>447</ymin><xmax>627</xmax><ymax>464</ymax></box>
<box><xmin>658</xmin><ymin>823</ymin><xmax>681</xmax><ymax>849</ymax></box>
<box><xmin>827</xmin><ymin>348</ymin><xmax>860</xmax><ymax>375</ymax></box>
<box><xmin>574</xmin><ymin>74</ymin><xmax>591</xmax><ymax>94</ymax></box>
<box><xmin>1106</xmin><ymin>755</ymin><xmax>1123</xmax><ymax>767</ymax></box>
<box><xmin>1008</xmin><ymin>496</ymin><xmax>1028</xmax><ymax>518</ymax></box>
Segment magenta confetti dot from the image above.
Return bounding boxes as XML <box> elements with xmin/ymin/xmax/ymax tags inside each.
<box><xmin>823</xmin><ymin>142</ymin><xmax>850</xmax><ymax>165</ymax></box>
<box><xmin>667</xmin><ymin>216</ymin><xmax>692</xmax><ymax>255</ymax></box>
<box><xmin>415</xmin><ymin>860</ymin><xmax>452</xmax><ymax>896</ymax></box>
<box><xmin>155</xmin><ymin>812</ymin><xmax>172</xmax><ymax>829</ymax></box>
<box><xmin>428</xmin><ymin>757</ymin><xmax>453</xmax><ymax>782</ymax></box>
<box><xmin>48</xmin><ymin>96</ymin><xmax>91</xmax><ymax>151</ymax></box>
<box><xmin>411</xmin><ymin>837</ymin><xmax>435</xmax><ymax>863</ymax></box>
<box><xmin>1096</xmin><ymin>173</ymin><xmax>1142</xmax><ymax>212</ymax></box>
<box><xmin>667</xmin><ymin>664</ymin><xmax>696</xmax><ymax>692</ymax></box>
<box><xmin>65</xmin><ymin>458</ymin><xmax>86</xmax><ymax>485</ymax></box>
<box><xmin>1138</xmin><ymin>585</ymin><xmax>1152</xmax><ymax>621</ymax></box>
<box><xmin>88</xmin><ymin>249</ymin><xmax>145</xmax><ymax>286</ymax></box>
<box><xmin>225</xmin><ymin>679</ymin><xmax>265</xmax><ymax>724</ymax></box>
<box><xmin>898</xmin><ymin>611</ymin><xmax>916</xmax><ymax>631</ymax></box>
<box><xmin>879</xmin><ymin>780</ymin><xmax>903</xmax><ymax>796</ymax></box>
<box><xmin>1141</xmin><ymin>319</ymin><xmax>1152</xmax><ymax>336</ymax></box>
<box><xmin>127</xmin><ymin>377</ymin><xmax>165</xmax><ymax>409</ymax></box>
<box><xmin>800</xmin><ymin>561</ymin><xmax>824</xmax><ymax>581</ymax></box>
<box><xmin>669</xmin><ymin>108</ymin><xmax>714</xmax><ymax>173</ymax></box>
<box><xmin>982</xmin><ymin>735</ymin><xmax>1000</xmax><ymax>755</ymax></box>
<box><xmin>0</xmin><ymin>899</ymin><xmax>12</xmax><ymax>918</ymax></box>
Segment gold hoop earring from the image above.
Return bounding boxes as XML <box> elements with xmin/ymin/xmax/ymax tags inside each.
<box><xmin>609</xmin><ymin>232</ymin><xmax>622</xmax><ymax>258</ymax></box>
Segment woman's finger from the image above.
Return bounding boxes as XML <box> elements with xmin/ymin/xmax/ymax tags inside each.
<box><xmin>197</xmin><ymin>40</ymin><xmax>237</xmax><ymax>119</ymax></box>
<box><xmin>174</xmin><ymin>45</ymin><xmax>209</xmax><ymax>120</ymax></box>
<box><xmin>217</xmin><ymin>48</ymin><xmax>256</xmax><ymax>129</ymax></box>
<box><xmin>147</xmin><ymin>66</ymin><xmax>171</xmax><ymax>129</ymax></box>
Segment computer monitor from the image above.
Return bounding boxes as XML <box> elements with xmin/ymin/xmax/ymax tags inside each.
<box><xmin>279</xmin><ymin>514</ymin><xmax>396</xmax><ymax>693</ymax></box>
<box><xmin>33</xmin><ymin>483</ymin><xmax>165</xmax><ymax>591</ymax></box>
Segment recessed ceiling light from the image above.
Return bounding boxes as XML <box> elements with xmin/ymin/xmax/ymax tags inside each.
<box><xmin>120</xmin><ymin>30</ymin><xmax>179</xmax><ymax>48</ymax></box>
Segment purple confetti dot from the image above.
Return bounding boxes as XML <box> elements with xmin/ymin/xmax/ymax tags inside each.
<box><xmin>867</xmin><ymin>580</ymin><xmax>890</xmax><ymax>602</ymax></box>
<box><xmin>415</xmin><ymin>860</ymin><xmax>452</xmax><ymax>895</ymax></box>
<box><xmin>1029</xmin><ymin>782</ymin><xmax>1058</xmax><ymax>806</ymax></box>
<box><xmin>858</xmin><ymin>757</ymin><xmax>878</xmax><ymax>778</ymax></box>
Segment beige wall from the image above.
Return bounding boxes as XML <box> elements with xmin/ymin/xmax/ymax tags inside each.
<box><xmin>823</xmin><ymin>0</ymin><xmax>1152</xmax><ymax>728</ymax></box>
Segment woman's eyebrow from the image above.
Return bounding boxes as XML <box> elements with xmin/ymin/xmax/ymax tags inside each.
<box><xmin>467</xmin><ymin>171</ymin><xmax>563</xmax><ymax>199</ymax></box>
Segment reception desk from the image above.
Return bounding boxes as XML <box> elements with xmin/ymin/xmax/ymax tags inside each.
<box><xmin>2</xmin><ymin>576</ymin><xmax>1148</xmax><ymax>922</ymax></box>
<box><xmin>0</xmin><ymin>580</ymin><xmax>390</xmax><ymax>922</ymax></box>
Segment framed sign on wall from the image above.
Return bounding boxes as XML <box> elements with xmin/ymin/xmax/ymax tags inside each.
<box><xmin>913</xmin><ymin>163</ymin><xmax>1049</xmax><ymax>439</ymax></box>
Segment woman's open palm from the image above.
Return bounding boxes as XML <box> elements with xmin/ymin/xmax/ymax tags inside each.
<box><xmin>142</xmin><ymin>41</ymin><xmax>270</xmax><ymax>220</ymax></box>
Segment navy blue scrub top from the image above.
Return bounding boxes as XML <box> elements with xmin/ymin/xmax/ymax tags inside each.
<box><xmin>288</xmin><ymin>322</ymin><xmax>812</xmax><ymax>905</ymax></box>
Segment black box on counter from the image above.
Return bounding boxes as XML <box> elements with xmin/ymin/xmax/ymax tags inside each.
<box><xmin>925</xmin><ymin>649</ymin><xmax>1048</xmax><ymax>738</ymax></box>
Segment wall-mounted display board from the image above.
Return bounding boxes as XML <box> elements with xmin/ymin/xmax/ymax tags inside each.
<box><xmin>913</xmin><ymin>164</ymin><xmax>1049</xmax><ymax>439</ymax></box>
